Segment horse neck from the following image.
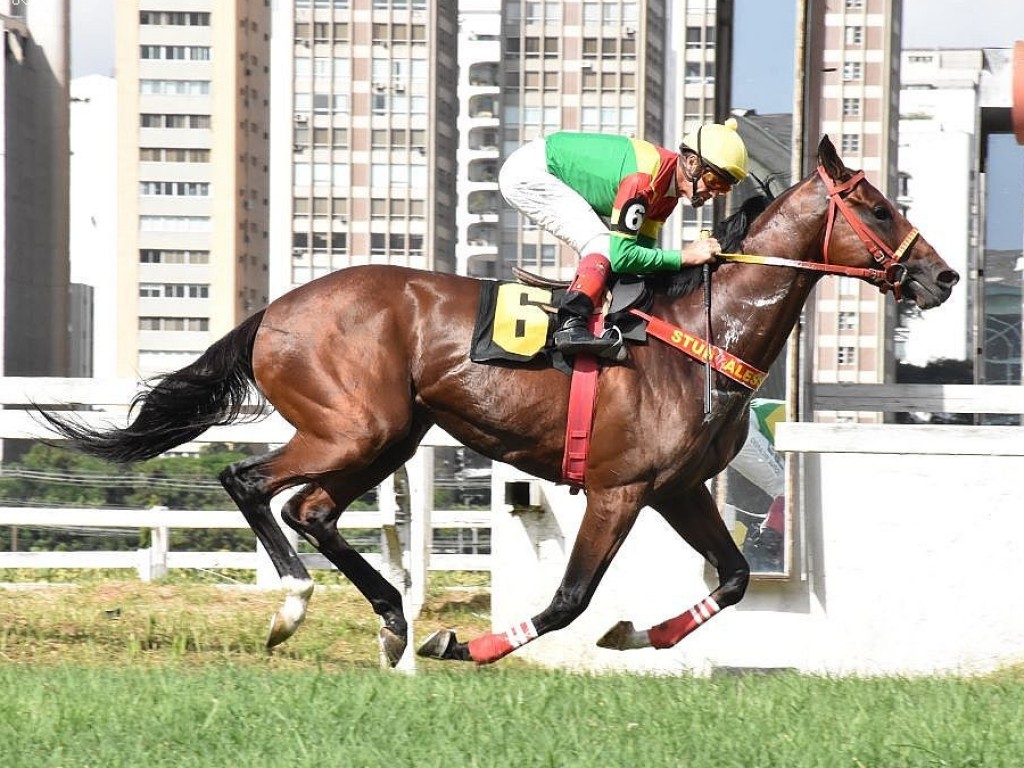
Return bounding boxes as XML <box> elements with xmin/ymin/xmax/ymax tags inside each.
<box><xmin>665</xmin><ymin>176</ymin><xmax>828</xmax><ymax>371</ymax></box>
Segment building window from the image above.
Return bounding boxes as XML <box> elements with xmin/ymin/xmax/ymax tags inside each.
<box><xmin>838</xmin><ymin>311</ymin><xmax>856</xmax><ymax>331</ymax></box>
<box><xmin>140</xmin><ymin>113</ymin><xmax>211</xmax><ymax>129</ymax></box>
<box><xmin>139</xmin><ymin>316</ymin><xmax>210</xmax><ymax>332</ymax></box>
<box><xmin>140</xmin><ymin>79</ymin><xmax>211</xmax><ymax>96</ymax></box>
<box><xmin>842</xmin><ymin>62</ymin><xmax>862</xmax><ymax>81</ymax></box>
<box><xmin>842</xmin><ymin>98</ymin><xmax>861</xmax><ymax>117</ymax></box>
<box><xmin>140</xmin><ymin>45</ymin><xmax>211</xmax><ymax>61</ymax></box>
<box><xmin>139</xmin><ymin>249</ymin><xmax>210</xmax><ymax>264</ymax></box>
<box><xmin>844</xmin><ymin>0</ymin><xmax>863</xmax><ymax>9</ymax></box>
<box><xmin>139</xmin><ymin>215</ymin><xmax>211</xmax><ymax>232</ymax></box>
<box><xmin>139</xmin><ymin>283</ymin><xmax>210</xmax><ymax>299</ymax></box>
<box><xmin>844</xmin><ymin>26</ymin><xmax>863</xmax><ymax>45</ymax></box>
<box><xmin>840</xmin><ymin>133</ymin><xmax>861</xmax><ymax>153</ymax></box>
<box><xmin>837</xmin><ymin>346</ymin><xmax>856</xmax><ymax>365</ymax></box>
<box><xmin>139</xmin><ymin>181</ymin><xmax>210</xmax><ymax>197</ymax></box>
<box><xmin>139</xmin><ymin>11</ymin><xmax>210</xmax><ymax>26</ymax></box>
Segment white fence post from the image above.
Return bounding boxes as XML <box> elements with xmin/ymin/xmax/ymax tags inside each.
<box><xmin>405</xmin><ymin>446</ymin><xmax>434</xmax><ymax>621</ymax></box>
<box><xmin>149</xmin><ymin>523</ymin><xmax>169</xmax><ymax>581</ymax></box>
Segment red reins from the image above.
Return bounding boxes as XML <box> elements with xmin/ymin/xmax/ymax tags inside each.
<box><xmin>718</xmin><ymin>165</ymin><xmax>919</xmax><ymax>300</ymax></box>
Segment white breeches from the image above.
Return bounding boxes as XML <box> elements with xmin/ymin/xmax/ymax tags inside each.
<box><xmin>498</xmin><ymin>138</ymin><xmax>611</xmax><ymax>260</ymax></box>
<box><xmin>730</xmin><ymin>415</ymin><xmax>785</xmax><ymax>498</ymax></box>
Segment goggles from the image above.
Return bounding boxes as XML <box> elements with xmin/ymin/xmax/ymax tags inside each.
<box><xmin>701</xmin><ymin>166</ymin><xmax>734</xmax><ymax>193</ymax></box>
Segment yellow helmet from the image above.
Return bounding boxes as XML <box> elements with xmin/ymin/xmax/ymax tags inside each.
<box><xmin>680</xmin><ymin>117</ymin><xmax>749</xmax><ymax>183</ymax></box>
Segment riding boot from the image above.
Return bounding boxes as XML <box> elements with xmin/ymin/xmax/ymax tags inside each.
<box><xmin>553</xmin><ymin>253</ymin><xmax>622</xmax><ymax>359</ymax></box>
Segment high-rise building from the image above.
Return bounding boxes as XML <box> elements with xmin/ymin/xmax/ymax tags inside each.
<box><xmin>806</xmin><ymin>0</ymin><xmax>903</xmax><ymax>418</ymax></box>
<box><xmin>456</xmin><ymin>1</ymin><xmax>502</xmax><ymax>278</ymax></box>
<box><xmin>115</xmin><ymin>1</ymin><xmax>271</xmax><ymax>377</ymax></box>
<box><xmin>268</xmin><ymin>0</ymin><xmax>458</xmax><ymax>300</ymax></box>
<box><xmin>496</xmin><ymin>0</ymin><xmax>669</xmax><ymax>280</ymax></box>
<box><xmin>1</xmin><ymin>1</ymin><xmax>71</xmax><ymax>377</ymax></box>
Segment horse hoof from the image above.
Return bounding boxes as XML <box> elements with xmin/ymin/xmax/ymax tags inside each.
<box><xmin>417</xmin><ymin>628</ymin><xmax>457</xmax><ymax>660</ymax></box>
<box><xmin>266</xmin><ymin>611</ymin><xmax>298</xmax><ymax>649</ymax></box>
<box><xmin>379</xmin><ymin>626</ymin><xmax>407</xmax><ymax>668</ymax></box>
<box><xmin>596</xmin><ymin>620</ymin><xmax>649</xmax><ymax>651</ymax></box>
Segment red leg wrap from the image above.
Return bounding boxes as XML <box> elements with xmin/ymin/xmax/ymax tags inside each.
<box><xmin>467</xmin><ymin>620</ymin><xmax>538</xmax><ymax>664</ymax></box>
<box><xmin>567</xmin><ymin>253</ymin><xmax>611</xmax><ymax>306</ymax></box>
<box><xmin>647</xmin><ymin>596</ymin><xmax>721</xmax><ymax>649</ymax></box>
<box><xmin>765</xmin><ymin>496</ymin><xmax>785</xmax><ymax>534</ymax></box>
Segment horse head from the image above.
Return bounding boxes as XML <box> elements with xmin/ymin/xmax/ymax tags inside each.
<box><xmin>815</xmin><ymin>135</ymin><xmax>959</xmax><ymax>309</ymax></box>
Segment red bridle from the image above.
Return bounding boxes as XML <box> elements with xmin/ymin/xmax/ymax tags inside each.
<box><xmin>817</xmin><ymin>165</ymin><xmax>919</xmax><ymax>299</ymax></box>
<box><xmin>719</xmin><ymin>165</ymin><xmax>920</xmax><ymax>299</ymax></box>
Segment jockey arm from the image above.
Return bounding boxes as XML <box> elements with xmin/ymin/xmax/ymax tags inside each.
<box><xmin>608</xmin><ymin>173</ymin><xmax>683</xmax><ymax>273</ymax></box>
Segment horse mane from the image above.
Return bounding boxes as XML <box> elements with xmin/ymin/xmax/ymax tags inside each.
<box><xmin>656</xmin><ymin>174</ymin><xmax>780</xmax><ymax>298</ymax></box>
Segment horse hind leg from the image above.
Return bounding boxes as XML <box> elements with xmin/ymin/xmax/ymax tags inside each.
<box><xmin>597</xmin><ymin>484</ymin><xmax>750</xmax><ymax>652</ymax></box>
<box><xmin>278</xmin><ymin>429</ymin><xmax>430</xmax><ymax>667</ymax></box>
<box><xmin>218</xmin><ymin>449</ymin><xmax>314</xmax><ymax>648</ymax></box>
<box><xmin>281</xmin><ymin>483</ymin><xmax>408</xmax><ymax>667</ymax></box>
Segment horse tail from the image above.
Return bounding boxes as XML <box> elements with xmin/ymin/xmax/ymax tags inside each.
<box><xmin>39</xmin><ymin>310</ymin><xmax>267</xmax><ymax>464</ymax></box>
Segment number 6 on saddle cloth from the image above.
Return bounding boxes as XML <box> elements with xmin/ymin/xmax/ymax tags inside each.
<box><xmin>470</xmin><ymin>278</ymin><xmax>649</xmax><ymax>370</ymax></box>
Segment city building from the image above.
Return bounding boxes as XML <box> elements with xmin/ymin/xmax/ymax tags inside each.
<box><xmin>496</xmin><ymin>0</ymin><xmax>670</xmax><ymax>280</ymax></box>
<box><xmin>0</xmin><ymin>0</ymin><xmax>71</xmax><ymax>377</ymax></box>
<box><xmin>456</xmin><ymin>1</ymin><xmax>501</xmax><ymax>278</ymax></box>
<box><xmin>898</xmin><ymin>46</ymin><xmax>1023</xmax><ymax>390</ymax></box>
<box><xmin>805</xmin><ymin>0</ymin><xmax>904</xmax><ymax>418</ymax></box>
<box><xmin>268</xmin><ymin>0</ymin><xmax>458</xmax><ymax>301</ymax></box>
<box><xmin>115</xmin><ymin>1</ymin><xmax>271</xmax><ymax>377</ymax></box>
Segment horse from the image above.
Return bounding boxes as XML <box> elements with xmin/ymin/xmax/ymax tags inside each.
<box><xmin>38</xmin><ymin>137</ymin><xmax>958</xmax><ymax>666</ymax></box>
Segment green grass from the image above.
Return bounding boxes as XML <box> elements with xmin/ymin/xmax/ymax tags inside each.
<box><xmin>2</xmin><ymin>665</ymin><xmax>1023</xmax><ymax>767</ymax></box>
<box><xmin>2</xmin><ymin>575</ymin><xmax>1024</xmax><ymax>766</ymax></box>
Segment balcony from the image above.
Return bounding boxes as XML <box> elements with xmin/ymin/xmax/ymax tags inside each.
<box><xmin>467</xmin><ymin>189</ymin><xmax>502</xmax><ymax>215</ymax></box>
<box><xmin>467</xmin><ymin>62</ymin><xmax>500</xmax><ymax>88</ymax></box>
<box><xmin>468</xmin><ymin>127</ymin><xmax>499</xmax><ymax>152</ymax></box>
<box><xmin>466</xmin><ymin>222</ymin><xmax>497</xmax><ymax>248</ymax></box>
<box><xmin>467</xmin><ymin>158</ymin><xmax>498</xmax><ymax>184</ymax></box>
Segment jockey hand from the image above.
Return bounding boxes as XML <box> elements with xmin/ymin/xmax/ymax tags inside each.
<box><xmin>680</xmin><ymin>236</ymin><xmax>723</xmax><ymax>267</ymax></box>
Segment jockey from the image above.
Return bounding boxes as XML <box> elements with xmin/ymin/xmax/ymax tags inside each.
<box><xmin>498</xmin><ymin>118</ymin><xmax>749</xmax><ymax>358</ymax></box>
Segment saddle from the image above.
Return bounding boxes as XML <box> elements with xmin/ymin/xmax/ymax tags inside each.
<box><xmin>469</xmin><ymin>270</ymin><xmax>650</xmax><ymax>373</ymax></box>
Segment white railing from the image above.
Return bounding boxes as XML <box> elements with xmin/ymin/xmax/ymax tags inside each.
<box><xmin>0</xmin><ymin>378</ymin><xmax>492</xmax><ymax>616</ymax></box>
<box><xmin>0</xmin><ymin>505</ymin><xmax>491</xmax><ymax>582</ymax></box>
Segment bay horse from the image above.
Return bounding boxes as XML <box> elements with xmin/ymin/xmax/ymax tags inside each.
<box><xmin>40</xmin><ymin>137</ymin><xmax>957</xmax><ymax>666</ymax></box>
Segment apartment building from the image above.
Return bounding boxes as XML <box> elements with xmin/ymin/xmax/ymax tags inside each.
<box><xmin>1</xmin><ymin>0</ymin><xmax>71</xmax><ymax>377</ymax></box>
<box><xmin>268</xmin><ymin>0</ymin><xmax>458</xmax><ymax>300</ymax></box>
<box><xmin>496</xmin><ymin>0</ymin><xmax>669</xmax><ymax>280</ymax></box>
<box><xmin>809</xmin><ymin>0</ymin><xmax>903</xmax><ymax>415</ymax></box>
<box><xmin>115</xmin><ymin>1</ymin><xmax>271</xmax><ymax>377</ymax></box>
<box><xmin>456</xmin><ymin>1</ymin><xmax>502</xmax><ymax>278</ymax></box>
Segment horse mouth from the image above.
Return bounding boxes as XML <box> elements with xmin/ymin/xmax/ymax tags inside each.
<box><xmin>903</xmin><ymin>269</ymin><xmax>959</xmax><ymax>310</ymax></box>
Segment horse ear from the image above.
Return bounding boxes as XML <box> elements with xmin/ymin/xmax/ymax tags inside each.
<box><xmin>817</xmin><ymin>135</ymin><xmax>847</xmax><ymax>179</ymax></box>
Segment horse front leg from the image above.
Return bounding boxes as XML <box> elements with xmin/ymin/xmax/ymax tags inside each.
<box><xmin>597</xmin><ymin>483</ymin><xmax>750</xmax><ymax>651</ymax></box>
<box><xmin>418</xmin><ymin>486</ymin><xmax>644</xmax><ymax>664</ymax></box>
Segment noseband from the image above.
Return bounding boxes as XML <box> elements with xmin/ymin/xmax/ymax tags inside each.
<box><xmin>718</xmin><ymin>165</ymin><xmax>920</xmax><ymax>299</ymax></box>
<box><xmin>817</xmin><ymin>166</ymin><xmax>919</xmax><ymax>300</ymax></box>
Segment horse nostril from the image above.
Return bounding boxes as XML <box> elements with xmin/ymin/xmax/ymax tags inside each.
<box><xmin>938</xmin><ymin>269</ymin><xmax>959</xmax><ymax>287</ymax></box>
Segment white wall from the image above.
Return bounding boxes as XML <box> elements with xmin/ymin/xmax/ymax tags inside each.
<box><xmin>490</xmin><ymin>425</ymin><xmax>1024</xmax><ymax>676</ymax></box>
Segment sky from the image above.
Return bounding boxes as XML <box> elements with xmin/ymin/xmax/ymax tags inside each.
<box><xmin>72</xmin><ymin>0</ymin><xmax>1023</xmax><ymax>247</ymax></box>
<box><xmin>732</xmin><ymin>0</ymin><xmax>1024</xmax><ymax>250</ymax></box>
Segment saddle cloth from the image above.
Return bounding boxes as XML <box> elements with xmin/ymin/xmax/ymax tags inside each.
<box><xmin>469</xmin><ymin>278</ymin><xmax>649</xmax><ymax>371</ymax></box>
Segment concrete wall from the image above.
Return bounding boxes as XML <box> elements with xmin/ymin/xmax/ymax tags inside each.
<box><xmin>490</xmin><ymin>424</ymin><xmax>1024</xmax><ymax>676</ymax></box>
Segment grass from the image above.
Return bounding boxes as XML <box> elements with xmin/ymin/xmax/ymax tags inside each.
<box><xmin>2</xmin><ymin>573</ymin><xmax>1024</xmax><ymax>767</ymax></box>
<box><xmin>0</xmin><ymin>569</ymin><xmax>491</xmax><ymax>668</ymax></box>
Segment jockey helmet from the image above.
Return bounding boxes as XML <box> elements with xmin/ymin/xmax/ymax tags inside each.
<box><xmin>680</xmin><ymin>117</ymin><xmax>749</xmax><ymax>184</ymax></box>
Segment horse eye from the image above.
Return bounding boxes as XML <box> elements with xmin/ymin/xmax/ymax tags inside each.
<box><xmin>873</xmin><ymin>205</ymin><xmax>891</xmax><ymax>221</ymax></box>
